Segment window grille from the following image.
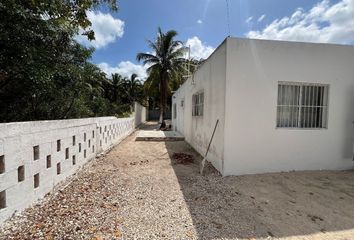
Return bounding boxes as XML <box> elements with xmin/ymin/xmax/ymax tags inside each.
<box><xmin>277</xmin><ymin>82</ymin><xmax>329</xmax><ymax>129</ymax></box>
<box><xmin>192</xmin><ymin>92</ymin><xmax>204</xmax><ymax>116</ymax></box>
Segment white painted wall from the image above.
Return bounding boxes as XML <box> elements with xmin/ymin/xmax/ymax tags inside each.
<box><xmin>223</xmin><ymin>38</ymin><xmax>354</xmax><ymax>175</ymax></box>
<box><xmin>0</xmin><ymin>117</ymin><xmax>135</xmax><ymax>223</ymax></box>
<box><xmin>133</xmin><ymin>102</ymin><xmax>147</xmax><ymax>127</ymax></box>
<box><xmin>173</xmin><ymin>37</ymin><xmax>354</xmax><ymax>176</ymax></box>
<box><xmin>172</xmin><ymin>40</ymin><xmax>227</xmax><ymax>172</ymax></box>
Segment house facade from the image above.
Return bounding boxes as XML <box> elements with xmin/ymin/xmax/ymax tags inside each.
<box><xmin>172</xmin><ymin>37</ymin><xmax>354</xmax><ymax>176</ymax></box>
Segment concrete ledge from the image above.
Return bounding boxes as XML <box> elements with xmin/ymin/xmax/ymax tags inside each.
<box><xmin>135</xmin><ymin>130</ymin><xmax>184</xmax><ymax>141</ymax></box>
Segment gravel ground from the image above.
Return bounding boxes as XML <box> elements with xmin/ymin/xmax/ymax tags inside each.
<box><xmin>1</xmin><ymin>122</ymin><xmax>354</xmax><ymax>240</ymax></box>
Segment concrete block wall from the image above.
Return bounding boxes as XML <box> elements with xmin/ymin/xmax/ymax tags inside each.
<box><xmin>133</xmin><ymin>102</ymin><xmax>147</xmax><ymax>127</ymax></box>
<box><xmin>0</xmin><ymin>117</ymin><xmax>135</xmax><ymax>224</ymax></box>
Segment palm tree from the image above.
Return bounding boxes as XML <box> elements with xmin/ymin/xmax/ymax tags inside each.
<box><xmin>137</xmin><ymin>27</ymin><xmax>186</xmax><ymax>122</ymax></box>
<box><xmin>110</xmin><ymin>73</ymin><xmax>126</xmax><ymax>103</ymax></box>
<box><xmin>143</xmin><ymin>58</ymin><xmax>203</xmax><ymax>111</ymax></box>
<box><xmin>126</xmin><ymin>73</ymin><xmax>142</xmax><ymax>105</ymax></box>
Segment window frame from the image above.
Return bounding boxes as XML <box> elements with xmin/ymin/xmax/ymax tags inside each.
<box><xmin>276</xmin><ymin>81</ymin><xmax>330</xmax><ymax>130</ymax></box>
<box><xmin>192</xmin><ymin>91</ymin><xmax>204</xmax><ymax>117</ymax></box>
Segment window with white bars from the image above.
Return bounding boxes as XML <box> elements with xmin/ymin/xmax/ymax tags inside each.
<box><xmin>277</xmin><ymin>82</ymin><xmax>329</xmax><ymax>129</ymax></box>
<box><xmin>192</xmin><ymin>92</ymin><xmax>204</xmax><ymax>116</ymax></box>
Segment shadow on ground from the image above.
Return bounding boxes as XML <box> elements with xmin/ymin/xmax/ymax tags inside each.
<box><xmin>137</xmin><ymin>121</ymin><xmax>160</xmax><ymax>130</ymax></box>
<box><xmin>164</xmin><ymin>140</ymin><xmax>354</xmax><ymax>239</ymax></box>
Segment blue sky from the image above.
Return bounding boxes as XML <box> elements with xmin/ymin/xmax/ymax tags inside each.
<box><xmin>75</xmin><ymin>0</ymin><xmax>354</xmax><ymax>79</ymax></box>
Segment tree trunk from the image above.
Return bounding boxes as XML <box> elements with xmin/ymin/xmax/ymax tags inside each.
<box><xmin>159</xmin><ymin>71</ymin><xmax>166</xmax><ymax>123</ymax></box>
<box><xmin>159</xmin><ymin>111</ymin><xmax>163</xmax><ymax>123</ymax></box>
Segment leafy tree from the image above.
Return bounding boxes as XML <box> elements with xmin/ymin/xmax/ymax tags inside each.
<box><xmin>125</xmin><ymin>74</ymin><xmax>144</xmax><ymax>105</ymax></box>
<box><xmin>104</xmin><ymin>73</ymin><xmax>145</xmax><ymax>113</ymax></box>
<box><xmin>110</xmin><ymin>73</ymin><xmax>127</xmax><ymax>103</ymax></box>
<box><xmin>137</xmin><ymin>28</ymin><xmax>187</xmax><ymax>122</ymax></box>
<box><xmin>5</xmin><ymin>0</ymin><xmax>118</xmax><ymax>40</ymax></box>
<box><xmin>143</xmin><ymin>68</ymin><xmax>161</xmax><ymax>110</ymax></box>
<box><xmin>142</xmin><ymin>58</ymin><xmax>202</xmax><ymax>114</ymax></box>
<box><xmin>0</xmin><ymin>0</ymin><xmax>118</xmax><ymax>90</ymax></box>
<box><xmin>0</xmin><ymin>0</ymin><xmax>132</xmax><ymax>122</ymax></box>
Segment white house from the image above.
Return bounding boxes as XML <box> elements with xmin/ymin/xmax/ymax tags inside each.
<box><xmin>172</xmin><ymin>37</ymin><xmax>354</xmax><ymax>176</ymax></box>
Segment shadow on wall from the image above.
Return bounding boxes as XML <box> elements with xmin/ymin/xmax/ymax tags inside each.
<box><xmin>342</xmin><ymin>86</ymin><xmax>354</xmax><ymax>159</ymax></box>
<box><xmin>164</xmin><ymin>141</ymin><xmax>354</xmax><ymax>239</ymax></box>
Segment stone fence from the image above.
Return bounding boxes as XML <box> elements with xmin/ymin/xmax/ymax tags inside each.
<box><xmin>0</xmin><ymin>116</ymin><xmax>137</xmax><ymax>224</ymax></box>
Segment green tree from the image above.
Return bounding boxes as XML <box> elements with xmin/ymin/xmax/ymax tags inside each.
<box><xmin>143</xmin><ymin>68</ymin><xmax>161</xmax><ymax>110</ymax></box>
<box><xmin>0</xmin><ymin>0</ymin><xmax>122</xmax><ymax>122</ymax></box>
<box><xmin>142</xmin><ymin>58</ymin><xmax>202</xmax><ymax>115</ymax></box>
<box><xmin>137</xmin><ymin>28</ymin><xmax>187</xmax><ymax>122</ymax></box>
<box><xmin>110</xmin><ymin>73</ymin><xmax>127</xmax><ymax>103</ymax></box>
<box><xmin>125</xmin><ymin>74</ymin><xmax>143</xmax><ymax>105</ymax></box>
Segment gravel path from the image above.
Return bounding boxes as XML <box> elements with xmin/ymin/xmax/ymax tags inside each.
<box><xmin>1</xmin><ymin>123</ymin><xmax>354</xmax><ymax>239</ymax></box>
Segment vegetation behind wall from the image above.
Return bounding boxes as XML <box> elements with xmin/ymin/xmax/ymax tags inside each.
<box><xmin>0</xmin><ymin>0</ymin><xmax>147</xmax><ymax>122</ymax></box>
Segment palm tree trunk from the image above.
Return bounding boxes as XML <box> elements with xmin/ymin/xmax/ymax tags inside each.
<box><xmin>159</xmin><ymin>71</ymin><xmax>166</xmax><ymax>123</ymax></box>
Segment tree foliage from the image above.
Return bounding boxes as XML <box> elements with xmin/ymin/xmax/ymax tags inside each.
<box><xmin>0</xmin><ymin>0</ymin><xmax>146</xmax><ymax>122</ymax></box>
<box><xmin>137</xmin><ymin>28</ymin><xmax>187</xmax><ymax>121</ymax></box>
<box><xmin>104</xmin><ymin>73</ymin><xmax>145</xmax><ymax>114</ymax></box>
<box><xmin>142</xmin><ymin>56</ymin><xmax>202</xmax><ymax>112</ymax></box>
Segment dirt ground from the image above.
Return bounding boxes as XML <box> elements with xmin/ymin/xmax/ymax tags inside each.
<box><xmin>1</xmin><ymin>122</ymin><xmax>354</xmax><ymax>239</ymax></box>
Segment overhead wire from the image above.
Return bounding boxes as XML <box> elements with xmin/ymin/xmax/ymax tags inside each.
<box><xmin>225</xmin><ymin>0</ymin><xmax>231</xmax><ymax>36</ymax></box>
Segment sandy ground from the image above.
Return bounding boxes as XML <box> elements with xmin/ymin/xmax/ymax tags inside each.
<box><xmin>1</xmin><ymin>122</ymin><xmax>354</xmax><ymax>239</ymax></box>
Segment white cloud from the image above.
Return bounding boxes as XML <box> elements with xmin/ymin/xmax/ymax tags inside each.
<box><xmin>185</xmin><ymin>36</ymin><xmax>215</xmax><ymax>60</ymax></box>
<box><xmin>245</xmin><ymin>16</ymin><xmax>253</xmax><ymax>24</ymax></box>
<box><xmin>197</xmin><ymin>19</ymin><xmax>203</xmax><ymax>24</ymax></box>
<box><xmin>247</xmin><ymin>0</ymin><xmax>354</xmax><ymax>45</ymax></box>
<box><xmin>258</xmin><ymin>14</ymin><xmax>266</xmax><ymax>22</ymax></box>
<box><xmin>98</xmin><ymin>61</ymin><xmax>148</xmax><ymax>79</ymax></box>
<box><xmin>76</xmin><ymin>11</ymin><xmax>125</xmax><ymax>49</ymax></box>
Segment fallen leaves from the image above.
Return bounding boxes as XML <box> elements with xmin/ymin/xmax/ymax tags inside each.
<box><xmin>129</xmin><ymin>159</ymin><xmax>149</xmax><ymax>166</ymax></box>
<box><xmin>90</xmin><ymin>227</ymin><xmax>97</xmax><ymax>232</ymax></box>
<box><xmin>113</xmin><ymin>229</ymin><xmax>122</xmax><ymax>237</ymax></box>
<box><xmin>172</xmin><ymin>152</ymin><xmax>194</xmax><ymax>165</ymax></box>
<box><xmin>100</xmin><ymin>203</ymin><xmax>119</xmax><ymax>211</ymax></box>
<box><xmin>91</xmin><ymin>234</ymin><xmax>103</xmax><ymax>240</ymax></box>
<box><xmin>186</xmin><ymin>230</ymin><xmax>194</xmax><ymax>238</ymax></box>
<box><xmin>211</xmin><ymin>221</ymin><xmax>223</xmax><ymax>229</ymax></box>
<box><xmin>45</xmin><ymin>234</ymin><xmax>54</xmax><ymax>240</ymax></box>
